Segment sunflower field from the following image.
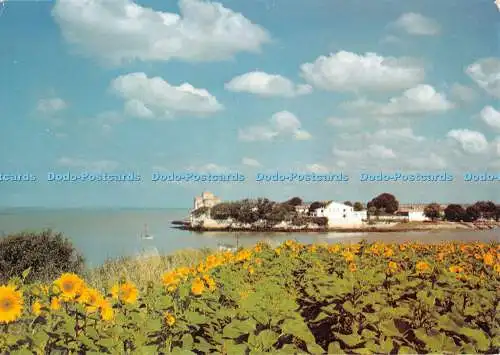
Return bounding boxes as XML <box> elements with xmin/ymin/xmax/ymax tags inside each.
<box><xmin>0</xmin><ymin>240</ymin><xmax>499</xmax><ymax>354</ymax></box>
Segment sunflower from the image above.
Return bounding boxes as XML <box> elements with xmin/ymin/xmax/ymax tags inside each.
<box><xmin>119</xmin><ymin>282</ymin><xmax>138</xmax><ymax>304</ymax></box>
<box><xmin>191</xmin><ymin>277</ymin><xmax>205</xmax><ymax>295</ymax></box>
<box><xmin>0</xmin><ymin>285</ymin><xmax>23</xmax><ymax>323</ymax></box>
<box><xmin>384</xmin><ymin>248</ymin><xmax>394</xmax><ymax>258</ymax></box>
<box><xmin>79</xmin><ymin>288</ymin><xmax>103</xmax><ymax>313</ymax></box>
<box><xmin>342</xmin><ymin>251</ymin><xmax>355</xmax><ymax>262</ymax></box>
<box><xmin>449</xmin><ymin>265</ymin><xmax>464</xmax><ymax>273</ymax></box>
<box><xmin>32</xmin><ymin>300</ymin><xmax>42</xmax><ymax>316</ymax></box>
<box><xmin>416</xmin><ymin>261</ymin><xmax>431</xmax><ymax>273</ymax></box>
<box><xmin>54</xmin><ymin>273</ymin><xmax>85</xmax><ymax>300</ymax></box>
<box><xmin>348</xmin><ymin>263</ymin><xmax>357</xmax><ymax>272</ymax></box>
<box><xmin>99</xmin><ymin>299</ymin><xmax>114</xmax><ymax>321</ymax></box>
<box><xmin>50</xmin><ymin>297</ymin><xmax>61</xmax><ymax>311</ymax></box>
<box><xmin>387</xmin><ymin>261</ymin><xmax>398</xmax><ymax>274</ymax></box>
<box><xmin>162</xmin><ymin>272</ymin><xmax>180</xmax><ymax>289</ymax></box>
<box><xmin>164</xmin><ymin>312</ymin><xmax>176</xmax><ymax>326</ymax></box>
<box><xmin>110</xmin><ymin>284</ymin><xmax>120</xmax><ymax>299</ymax></box>
<box><xmin>483</xmin><ymin>253</ymin><xmax>495</xmax><ymax>266</ymax></box>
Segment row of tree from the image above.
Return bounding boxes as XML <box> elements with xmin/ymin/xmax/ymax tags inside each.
<box><xmin>193</xmin><ymin>194</ymin><xmax>500</xmax><ymax>224</ymax></box>
<box><xmin>425</xmin><ymin>201</ymin><xmax>500</xmax><ymax>222</ymax></box>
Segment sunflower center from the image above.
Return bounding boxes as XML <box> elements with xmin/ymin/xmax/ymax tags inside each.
<box><xmin>62</xmin><ymin>282</ymin><xmax>74</xmax><ymax>292</ymax></box>
<box><xmin>0</xmin><ymin>298</ymin><xmax>13</xmax><ymax>311</ymax></box>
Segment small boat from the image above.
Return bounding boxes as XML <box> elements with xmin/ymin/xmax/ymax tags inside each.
<box><xmin>141</xmin><ymin>224</ymin><xmax>154</xmax><ymax>240</ymax></box>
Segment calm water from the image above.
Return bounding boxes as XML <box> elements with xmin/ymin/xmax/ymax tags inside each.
<box><xmin>0</xmin><ymin>209</ymin><xmax>498</xmax><ymax>267</ymax></box>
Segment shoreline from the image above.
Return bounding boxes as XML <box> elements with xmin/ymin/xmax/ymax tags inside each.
<box><xmin>172</xmin><ymin>221</ymin><xmax>500</xmax><ymax>233</ymax></box>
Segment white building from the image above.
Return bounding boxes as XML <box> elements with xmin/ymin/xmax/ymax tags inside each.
<box><xmin>398</xmin><ymin>204</ymin><xmax>430</xmax><ymax>222</ymax></box>
<box><xmin>193</xmin><ymin>191</ymin><xmax>221</xmax><ymax>210</ymax></box>
<box><xmin>310</xmin><ymin>201</ymin><xmax>365</xmax><ymax>226</ymax></box>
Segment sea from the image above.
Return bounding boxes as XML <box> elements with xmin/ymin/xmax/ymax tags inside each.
<box><xmin>0</xmin><ymin>208</ymin><xmax>498</xmax><ymax>267</ymax></box>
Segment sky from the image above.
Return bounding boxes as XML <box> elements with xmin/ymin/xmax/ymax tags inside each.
<box><xmin>0</xmin><ymin>0</ymin><xmax>499</xmax><ymax>208</ymax></box>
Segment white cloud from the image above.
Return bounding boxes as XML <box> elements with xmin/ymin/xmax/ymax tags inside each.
<box><xmin>242</xmin><ymin>158</ymin><xmax>261</xmax><ymax>167</ymax></box>
<box><xmin>185</xmin><ymin>163</ymin><xmax>227</xmax><ymax>172</ymax></box>
<box><xmin>306</xmin><ymin>164</ymin><xmax>330</xmax><ymax>173</ymax></box>
<box><xmin>368</xmin><ymin>144</ymin><xmax>397</xmax><ymax>159</ymax></box>
<box><xmin>124</xmin><ymin>99</ymin><xmax>155</xmax><ymax>119</ymax></box>
<box><xmin>52</xmin><ymin>0</ymin><xmax>270</xmax><ymax>65</ymax></box>
<box><xmin>326</xmin><ymin>117</ymin><xmax>361</xmax><ymax>128</ymax></box>
<box><xmin>294</xmin><ymin>130</ymin><xmax>312</xmax><ymax>140</ymax></box>
<box><xmin>392</xmin><ymin>13</ymin><xmax>440</xmax><ymax>36</ymax></box>
<box><xmin>449</xmin><ymin>83</ymin><xmax>477</xmax><ymax>103</ymax></box>
<box><xmin>238</xmin><ymin>126</ymin><xmax>278</xmax><ymax>142</ymax></box>
<box><xmin>342</xmin><ymin>84</ymin><xmax>454</xmax><ymax>115</ymax></box>
<box><xmin>407</xmin><ymin>153</ymin><xmax>447</xmax><ymax>169</ymax></box>
<box><xmin>111</xmin><ymin>72</ymin><xmax>223</xmax><ymax>118</ymax></box>
<box><xmin>479</xmin><ymin>106</ymin><xmax>500</xmax><ymax>130</ymax></box>
<box><xmin>333</xmin><ymin>144</ymin><xmax>396</xmax><ymax>160</ymax></box>
<box><xmin>36</xmin><ymin>97</ymin><xmax>67</xmax><ymax>115</ymax></box>
<box><xmin>57</xmin><ymin>157</ymin><xmax>118</xmax><ymax>171</ymax></box>
<box><xmin>300</xmin><ymin>51</ymin><xmax>424</xmax><ymax>92</ymax></box>
<box><xmin>466</xmin><ymin>58</ymin><xmax>500</xmax><ymax>98</ymax></box>
<box><xmin>339</xmin><ymin>128</ymin><xmax>425</xmax><ymax>145</ymax></box>
<box><xmin>239</xmin><ymin>111</ymin><xmax>311</xmax><ymax>141</ymax></box>
<box><xmin>447</xmin><ymin>129</ymin><xmax>488</xmax><ymax>154</ymax></box>
<box><xmin>380</xmin><ymin>35</ymin><xmax>402</xmax><ymax>45</ymax></box>
<box><xmin>225</xmin><ymin>71</ymin><xmax>312</xmax><ymax>97</ymax></box>
<box><xmin>369</xmin><ymin>128</ymin><xmax>425</xmax><ymax>142</ymax></box>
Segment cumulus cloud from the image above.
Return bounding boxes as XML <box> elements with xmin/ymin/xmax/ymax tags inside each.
<box><xmin>333</xmin><ymin>144</ymin><xmax>396</xmax><ymax>160</ymax></box>
<box><xmin>342</xmin><ymin>84</ymin><xmax>454</xmax><ymax>116</ymax></box>
<box><xmin>447</xmin><ymin>129</ymin><xmax>488</xmax><ymax>154</ymax></box>
<box><xmin>449</xmin><ymin>83</ymin><xmax>477</xmax><ymax>104</ymax></box>
<box><xmin>392</xmin><ymin>13</ymin><xmax>440</xmax><ymax>36</ymax></box>
<box><xmin>340</xmin><ymin>128</ymin><xmax>425</xmax><ymax>143</ymax></box>
<box><xmin>52</xmin><ymin>0</ymin><xmax>270</xmax><ymax>65</ymax></box>
<box><xmin>57</xmin><ymin>157</ymin><xmax>118</xmax><ymax>171</ymax></box>
<box><xmin>36</xmin><ymin>97</ymin><xmax>67</xmax><ymax>115</ymax></box>
<box><xmin>242</xmin><ymin>158</ymin><xmax>261</xmax><ymax>167</ymax></box>
<box><xmin>300</xmin><ymin>51</ymin><xmax>425</xmax><ymax>92</ymax></box>
<box><xmin>326</xmin><ymin>117</ymin><xmax>361</xmax><ymax>128</ymax></box>
<box><xmin>306</xmin><ymin>164</ymin><xmax>330</xmax><ymax>173</ymax></box>
<box><xmin>479</xmin><ymin>106</ymin><xmax>500</xmax><ymax>130</ymax></box>
<box><xmin>111</xmin><ymin>72</ymin><xmax>223</xmax><ymax>118</ymax></box>
<box><xmin>184</xmin><ymin>163</ymin><xmax>227</xmax><ymax>172</ymax></box>
<box><xmin>407</xmin><ymin>153</ymin><xmax>447</xmax><ymax>169</ymax></box>
<box><xmin>225</xmin><ymin>71</ymin><xmax>312</xmax><ymax>97</ymax></box>
<box><xmin>466</xmin><ymin>58</ymin><xmax>500</xmax><ymax>98</ymax></box>
<box><xmin>239</xmin><ymin>111</ymin><xmax>311</xmax><ymax>142</ymax></box>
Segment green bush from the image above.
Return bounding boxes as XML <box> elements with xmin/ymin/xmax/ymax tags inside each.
<box><xmin>0</xmin><ymin>229</ymin><xmax>85</xmax><ymax>283</ymax></box>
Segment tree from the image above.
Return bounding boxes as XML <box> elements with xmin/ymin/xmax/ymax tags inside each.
<box><xmin>367</xmin><ymin>193</ymin><xmax>399</xmax><ymax>214</ymax></box>
<box><xmin>343</xmin><ymin>201</ymin><xmax>353</xmax><ymax>207</ymax></box>
<box><xmin>0</xmin><ymin>229</ymin><xmax>85</xmax><ymax>283</ymax></box>
<box><xmin>284</xmin><ymin>197</ymin><xmax>303</xmax><ymax>206</ymax></box>
<box><xmin>464</xmin><ymin>205</ymin><xmax>480</xmax><ymax>222</ymax></box>
<box><xmin>367</xmin><ymin>206</ymin><xmax>377</xmax><ymax>220</ymax></box>
<box><xmin>472</xmin><ymin>201</ymin><xmax>497</xmax><ymax>219</ymax></box>
<box><xmin>444</xmin><ymin>204</ymin><xmax>466</xmax><ymax>222</ymax></box>
<box><xmin>309</xmin><ymin>201</ymin><xmax>324</xmax><ymax>212</ymax></box>
<box><xmin>424</xmin><ymin>203</ymin><xmax>441</xmax><ymax>221</ymax></box>
<box><xmin>353</xmin><ymin>202</ymin><xmax>364</xmax><ymax>211</ymax></box>
<box><xmin>255</xmin><ymin>198</ymin><xmax>274</xmax><ymax>219</ymax></box>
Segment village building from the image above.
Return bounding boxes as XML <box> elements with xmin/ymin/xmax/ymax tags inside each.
<box><xmin>310</xmin><ymin>201</ymin><xmax>366</xmax><ymax>226</ymax></box>
<box><xmin>193</xmin><ymin>191</ymin><xmax>221</xmax><ymax>210</ymax></box>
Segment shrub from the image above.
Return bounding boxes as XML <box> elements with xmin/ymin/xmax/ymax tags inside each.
<box><xmin>0</xmin><ymin>229</ymin><xmax>85</xmax><ymax>283</ymax></box>
<box><xmin>191</xmin><ymin>206</ymin><xmax>209</xmax><ymax>218</ymax></box>
<box><xmin>291</xmin><ymin>216</ymin><xmax>328</xmax><ymax>227</ymax></box>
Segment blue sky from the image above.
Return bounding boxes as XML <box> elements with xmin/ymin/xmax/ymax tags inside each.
<box><xmin>0</xmin><ymin>0</ymin><xmax>499</xmax><ymax>208</ymax></box>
